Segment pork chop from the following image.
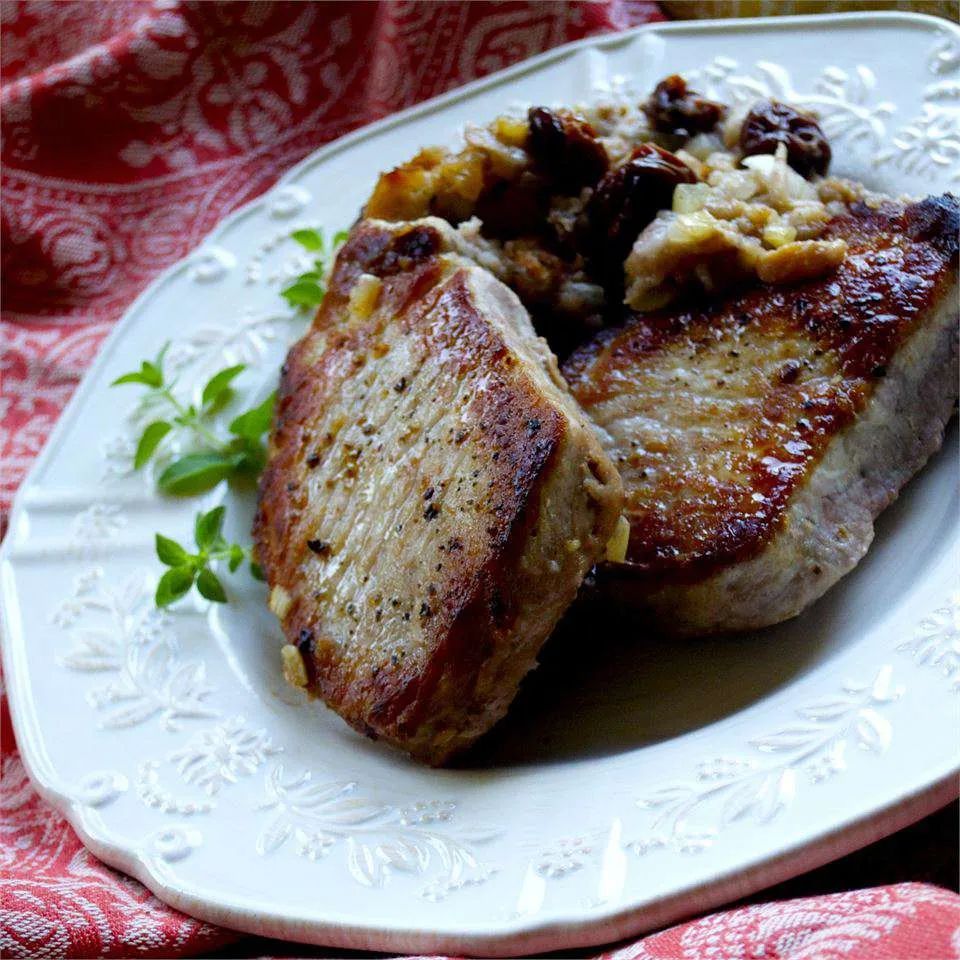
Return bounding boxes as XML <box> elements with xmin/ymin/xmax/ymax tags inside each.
<box><xmin>563</xmin><ymin>195</ymin><xmax>959</xmax><ymax>636</ymax></box>
<box><xmin>254</xmin><ymin>219</ymin><xmax>623</xmax><ymax>764</ymax></box>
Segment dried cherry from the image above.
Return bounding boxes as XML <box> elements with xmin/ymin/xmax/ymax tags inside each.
<box><xmin>643</xmin><ymin>74</ymin><xmax>726</xmax><ymax>136</ymax></box>
<box><xmin>585</xmin><ymin>143</ymin><xmax>697</xmax><ymax>274</ymax></box>
<box><xmin>527</xmin><ymin>106</ymin><xmax>609</xmax><ymax>193</ymax></box>
<box><xmin>740</xmin><ymin>99</ymin><xmax>831</xmax><ymax>178</ymax></box>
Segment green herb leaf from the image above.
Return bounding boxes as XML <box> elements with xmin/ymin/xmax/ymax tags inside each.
<box><xmin>134</xmin><ymin>420</ymin><xmax>172</xmax><ymax>469</ymax></box>
<box><xmin>112</xmin><ymin>364</ymin><xmax>159</xmax><ymax>388</ymax></box>
<box><xmin>155</xmin><ymin>533</ymin><xmax>190</xmax><ymax>567</ymax></box>
<box><xmin>112</xmin><ymin>354</ymin><xmax>165</xmax><ymax>388</ymax></box>
<box><xmin>228</xmin><ymin>544</ymin><xmax>245</xmax><ymax>572</ymax></box>
<box><xmin>333</xmin><ymin>229</ymin><xmax>349</xmax><ymax>247</ymax></box>
<box><xmin>194</xmin><ymin>506</ymin><xmax>226</xmax><ymax>550</ymax></box>
<box><xmin>111</xmin><ymin>371</ymin><xmax>148</xmax><ymax>387</ymax></box>
<box><xmin>229</xmin><ymin>392</ymin><xmax>276</xmax><ymax>441</ymax></box>
<box><xmin>291</xmin><ymin>228</ymin><xmax>324</xmax><ymax>251</ymax></box>
<box><xmin>196</xmin><ymin>568</ymin><xmax>227</xmax><ymax>603</ymax></box>
<box><xmin>140</xmin><ymin>360</ymin><xmax>163</xmax><ymax>388</ymax></box>
<box><xmin>250</xmin><ymin>561</ymin><xmax>266</xmax><ymax>582</ymax></box>
<box><xmin>157</xmin><ymin>452</ymin><xmax>243</xmax><ymax>495</ymax></box>
<box><xmin>281</xmin><ymin>279</ymin><xmax>325</xmax><ymax>308</ymax></box>
<box><xmin>154</xmin><ymin>341</ymin><xmax>171</xmax><ymax>370</ymax></box>
<box><xmin>201</xmin><ymin>364</ymin><xmax>245</xmax><ymax>408</ymax></box>
<box><xmin>225</xmin><ymin>436</ymin><xmax>265</xmax><ymax>476</ymax></box>
<box><xmin>155</xmin><ymin>565</ymin><xmax>196</xmax><ymax>607</ymax></box>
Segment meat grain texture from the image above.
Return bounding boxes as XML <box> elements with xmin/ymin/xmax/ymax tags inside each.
<box><xmin>254</xmin><ymin>220</ymin><xmax>623</xmax><ymax>763</ymax></box>
<box><xmin>257</xmin><ymin>83</ymin><xmax>958</xmax><ymax>762</ymax></box>
<box><xmin>564</xmin><ymin>195</ymin><xmax>959</xmax><ymax>636</ymax></box>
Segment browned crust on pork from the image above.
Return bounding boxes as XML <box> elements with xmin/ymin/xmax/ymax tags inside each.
<box><xmin>564</xmin><ymin>195</ymin><xmax>959</xmax><ymax>586</ymax></box>
<box><xmin>255</xmin><ymin>221</ymin><xmax>621</xmax><ymax>762</ymax></box>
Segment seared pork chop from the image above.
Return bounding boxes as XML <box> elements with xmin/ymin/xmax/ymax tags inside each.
<box><xmin>254</xmin><ymin>219</ymin><xmax>623</xmax><ymax>763</ymax></box>
<box><xmin>564</xmin><ymin>195</ymin><xmax>959</xmax><ymax>636</ymax></box>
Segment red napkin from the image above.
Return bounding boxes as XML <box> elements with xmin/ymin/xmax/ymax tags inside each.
<box><xmin>1</xmin><ymin>3</ymin><xmax>957</xmax><ymax>958</ymax></box>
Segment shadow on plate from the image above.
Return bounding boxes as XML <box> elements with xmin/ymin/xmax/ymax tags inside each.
<box><xmin>461</xmin><ymin>421</ymin><xmax>957</xmax><ymax>768</ymax></box>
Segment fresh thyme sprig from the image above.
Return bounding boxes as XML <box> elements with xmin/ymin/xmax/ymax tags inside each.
<box><xmin>111</xmin><ymin>343</ymin><xmax>275</xmax><ymax>495</ymax></box>
<box><xmin>154</xmin><ymin>506</ymin><xmax>265</xmax><ymax>607</ymax></box>
<box><xmin>124</xmin><ymin>224</ymin><xmax>343</xmax><ymax>608</ymax></box>
<box><xmin>281</xmin><ymin>227</ymin><xmax>348</xmax><ymax>309</ymax></box>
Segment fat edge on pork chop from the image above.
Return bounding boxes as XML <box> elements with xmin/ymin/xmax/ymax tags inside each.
<box><xmin>564</xmin><ymin>194</ymin><xmax>959</xmax><ymax>636</ymax></box>
<box><xmin>254</xmin><ymin>220</ymin><xmax>623</xmax><ymax>764</ymax></box>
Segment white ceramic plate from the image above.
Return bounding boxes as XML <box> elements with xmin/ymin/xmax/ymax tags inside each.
<box><xmin>3</xmin><ymin>12</ymin><xmax>959</xmax><ymax>956</ymax></box>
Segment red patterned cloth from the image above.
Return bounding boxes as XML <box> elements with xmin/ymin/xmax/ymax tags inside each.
<box><xmin>1</xmin><ymin>3</ymin><xmax>958</xmax><ymax>958</ymax></box>
<box><xmin>600</xmin><ymin>883</ymin><xmax>960</xmax><ymax>959</ymax></box>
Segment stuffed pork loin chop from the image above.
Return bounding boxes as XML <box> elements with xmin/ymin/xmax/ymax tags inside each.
<box><xmin>358</xmin><ymin>77</ymin><xmax>958</xmax><ymax>638</ymax></box>
<box><xmin>254</xmin><ymin>219</ymin><xmax>623</xmax><ymax>764</ymax></box>
<box><xmin>564</xmin><ymin>193</ymin><xmax>959</xmax><ymax>636</ymax></box>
